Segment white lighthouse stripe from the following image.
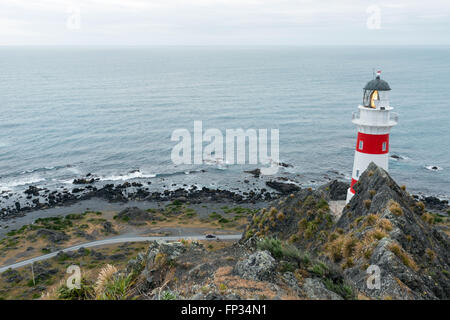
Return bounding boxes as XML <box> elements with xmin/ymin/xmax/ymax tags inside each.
<box><xmin>351</xmin><ymin>151</ymin><xmax>389</xmax><ymax>180</ymax></box>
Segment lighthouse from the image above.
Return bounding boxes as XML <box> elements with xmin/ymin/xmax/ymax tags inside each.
<box><xmin>346</xmin><ymin>71</ymin><xmax>398</xmax><ymax>203</ymax></box>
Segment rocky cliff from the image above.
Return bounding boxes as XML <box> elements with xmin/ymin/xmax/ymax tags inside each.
<box><xmin>71</xmin><ymin>163</ymin><xmax>448</xmax><ymax>300</ymax></box>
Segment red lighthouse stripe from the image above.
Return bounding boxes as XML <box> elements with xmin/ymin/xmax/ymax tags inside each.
<box><xmin>356</xmin><ymin>132</ymin><xmax>389</xmax><ymax>154</ymax></box>
<box><xmin>350</xmin><ymin>178</ymin><xmax>357</xmax><ymax>194</ymax></box>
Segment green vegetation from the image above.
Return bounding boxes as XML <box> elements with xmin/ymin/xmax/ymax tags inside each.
<box><xmin>257</xmin><ymin>237</ymin><xmax>302</xmax><ymax>261</ymax></box>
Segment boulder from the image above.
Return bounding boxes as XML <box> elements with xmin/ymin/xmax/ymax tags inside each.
<box><xmin>265</xmin><ymin>181</ymin><xmax>300</xmax><ymax>195</ymax></box>
<box><xmin>233</xmin><ymin>250</ymin><xmax>276</xmax><ymax>281</ymax></box>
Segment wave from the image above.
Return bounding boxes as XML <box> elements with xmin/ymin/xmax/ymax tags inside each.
<box><xmin>100</xmin><ymin>171</ymin><xmax>157</xmax><ymax>181</ymax></box>
<box><xmin>0</xmin><ymin>176</ymin><xmax>46</xmax><ymax>192</ymax></box>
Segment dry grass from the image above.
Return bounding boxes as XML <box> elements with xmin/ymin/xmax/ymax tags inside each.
<box><xmin>324</xmin><ymin>213</ymin><xmax>391</xmax><ymax>264</ymax></box>
<box><xmin>421</xmin><ymin>213</ymin><xmax>434</xmax><ymax>225</ymax></box>
<box><xmin>387</xmin><ymin>242</ymin><xmax>418</xmax><ymax>271</ymax></box>
<box><xmin>388</xmin><ymin>200</ymin><xmax>403</xmax><ymax>216</ymax></box>
<box><xmin>376</xmin><ymin>218</ymin><xmax>393</xmax><ymax>232</ymax></box>
<box><xmin>94</xmin><ymin>264</ymin><xmax>118</xmax><ymax>297</ymax></box>
<box><xmin>213</xmin><ymin>266</ymin><xmax>278</xmax><ymax>299</ymax></box>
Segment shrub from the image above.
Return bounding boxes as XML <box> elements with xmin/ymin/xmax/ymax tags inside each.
<box><xmin>309</xmin><ymin>262</ymin><xmax>328</xmax><ymax>277</ymax></box>
<box><xmin>369</xmin><ymin>189</ymin><xmax>377</xmax><ymax>198</ymax></box>
<box><xmin>400</xmin><ymin>185</ymin><xmax>406</xmax><ymax>191</ymax></box>
<box><xmin>388</xmin><ymin>200</ymin><xmax>403</xmax><ymax>216</ymax></box>
<box><xmin>316</xmin><ymin>198</ymin><xmax>329</xmax><ymax>210</ymax></box>
<box><xmin>322</xmin><ymin>278</ymin><xmax>355</xmax><ymax>300</ymax></box>
<box><xmin>276</xmin><ymin>212</ymin><xmax>285</xmax><ymax>221</ymax></box>
<box><xmin>257</xmin><ymin>237</ymin><xmax>301</xmax><ymax>261</ymax></box>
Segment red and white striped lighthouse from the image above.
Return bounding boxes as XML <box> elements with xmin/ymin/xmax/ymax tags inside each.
<box><xmin>346</xmin><ymin>71</ymin><xmax>398</xmax><ymax>203</ymax></box>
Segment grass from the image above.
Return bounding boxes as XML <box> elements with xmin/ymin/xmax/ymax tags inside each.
<box><xmin>388</xmin><ymin>200</ymin><xmax>403</xmax><ymax>216</ymax></box>
<box><xmin>322</xmin><ymin>278</ymin><xmax>355</xmax><ymax>300</ymax></box>
<box><xmin>57</xmin><ymin>280</ymin><xmax>94</xmax><ymax>300</ymax></box>
<box><xmin>387</xmin><ymin>242</ymin><xmax>418</xmax><ymax>271</ymax></box>
<box><xmin>421</xmin><ymin>213</ymin><xmax>435</xmax><ymax>225</ymax></box>
<box><xmin>257</xmin><ymin>237</ymin><xmax>302</xmax><ymax>261</ymax></box>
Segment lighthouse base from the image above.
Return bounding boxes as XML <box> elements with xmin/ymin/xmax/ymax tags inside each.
<box><xmin>346</xmin><ymin>188</ymin><xmax>354</xmax><ymax>204</ymax></box>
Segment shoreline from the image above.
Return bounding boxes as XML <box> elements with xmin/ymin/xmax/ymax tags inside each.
<box><xmin>1</xmin><ymin>173</ymin><xmax>448</xmax><ymax>239</ymax></box>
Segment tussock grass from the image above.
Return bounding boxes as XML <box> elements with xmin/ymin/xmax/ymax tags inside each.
<box><xmin>387</xmin><ymin>242</ymin><xmax>418</xmax><ymax>271</ymax></box>
<box><xmin>388</xmin><ymin>200</ymin><xmax>403</xmax><ymax>216</ymax></box>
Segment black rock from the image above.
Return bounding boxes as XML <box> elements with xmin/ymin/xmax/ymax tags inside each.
<box><xmin>265</xmin><ymin>181</ymin><xmax>300</xmax><ymax>194</ymax></box>
<box><xmin>319</xmin><ymin>180</ymin><xmax>350</xmax><ymax>201</ymax></box>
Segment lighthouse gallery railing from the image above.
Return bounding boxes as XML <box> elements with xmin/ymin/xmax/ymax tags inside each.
<box><xmin>352</xmin><ymin>111</ymin><xmax>399</xmax><ymax>123</ymax></box>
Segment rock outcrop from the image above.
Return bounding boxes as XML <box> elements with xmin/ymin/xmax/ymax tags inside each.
<box><xmin>233</xmin><ymin>250</ymin><xmax>276</xmax><ymax>281</ymax></box>
<box><xmin>319</xmin><ymin>180</ymin><xmax>349</xmax><ymax>201</ymax></box>
<box><xmin>332</xmin><ymin>162</ymin><xmax>450</xmax><ymax>299</ymax></box>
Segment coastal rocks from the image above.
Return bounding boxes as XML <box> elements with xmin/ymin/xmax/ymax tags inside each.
<box><xmin>1</xmin><ymin>178</ymin><xmax>281</xmax><ymax>220</ymax></box>
<box><xmin>421</xmin><ymin>196</ymin><xmax>449</xmax><ymax>213</ymax></box>
<box><xmin>24</xmin><ymin>186</ymin><xmax>41</xmax><ymax>197</ymax></box>
<box><xmin>265</xmin><ymin>181</ymin><xmax>300</xmax><ymax>195</ymax></box>
<box><xmin>319</xmin><ymin>180</ymin><xmax>349</xmax><ymax>201</ymax></box>
<box><xmin>36</xmin><ymin>229</ymin><xmax>69</xmax><ymax>244</ymax></box>
<box><xmin>91</xmin><ymin>184</ymin><xmax>128</xmax><ymax>202</ymax></box>
<box><xmin>302</xmin><ymin>278</ymin><xmax>343</xmax><ymax>300</ymax></box>
<box><xmin>245</xmin><ymin>169</ymin><xmax>261</xmax><ymax>178</ymax></box>
<box><xmin>73</xmin><ymin>178</ymin><xmax>96</xmax><ymax>184</ymax></box>
<box><xmin>233</xmin><ymin>250</ymin><xmax>276</xmax><ymax>281</ymax></box>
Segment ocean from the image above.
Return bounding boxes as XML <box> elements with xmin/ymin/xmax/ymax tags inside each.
<box><xmin>0</xmin><ymin>46</ymin><xmax>449</xmax><ymax>206</ymax></box>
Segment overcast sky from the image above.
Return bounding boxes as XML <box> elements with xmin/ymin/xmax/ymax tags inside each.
<box><xmin>1</xmin><ymin>0</ymin><xmax>449</xmax><ymax>46</ymax></box>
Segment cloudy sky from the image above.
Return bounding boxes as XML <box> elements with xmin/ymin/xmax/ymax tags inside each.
<box><xmin>1</xmin><ymin>0</ymin><xmax>449</xmax><ymax>45</ymax></box>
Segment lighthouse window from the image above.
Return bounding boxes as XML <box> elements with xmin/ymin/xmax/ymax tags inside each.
<box><xmin>359</xmin><ymin>140</ymin><xmax>363</xmax><ymax>150</ymax></box>
<box><xmin>382</xmin><ymin>142</ymin><xmax>387</xmax><ymax>151</ymax></box>
<box><xmin>356</xmin><ymin>170</ymin><xmax>360</xmax><ymax>178</ymax></box>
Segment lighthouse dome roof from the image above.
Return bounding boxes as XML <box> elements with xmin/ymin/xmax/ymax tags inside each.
<box><xmin>364</xmin><ymin>77</ymin><xmax>391</xmax><ymax>91</ymax></box>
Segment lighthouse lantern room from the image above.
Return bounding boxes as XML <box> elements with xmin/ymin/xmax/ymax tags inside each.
<box><xmin>346</xmin><ymin>71</ymin><xmax>398</xmax><ymax>203</ymax></box>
